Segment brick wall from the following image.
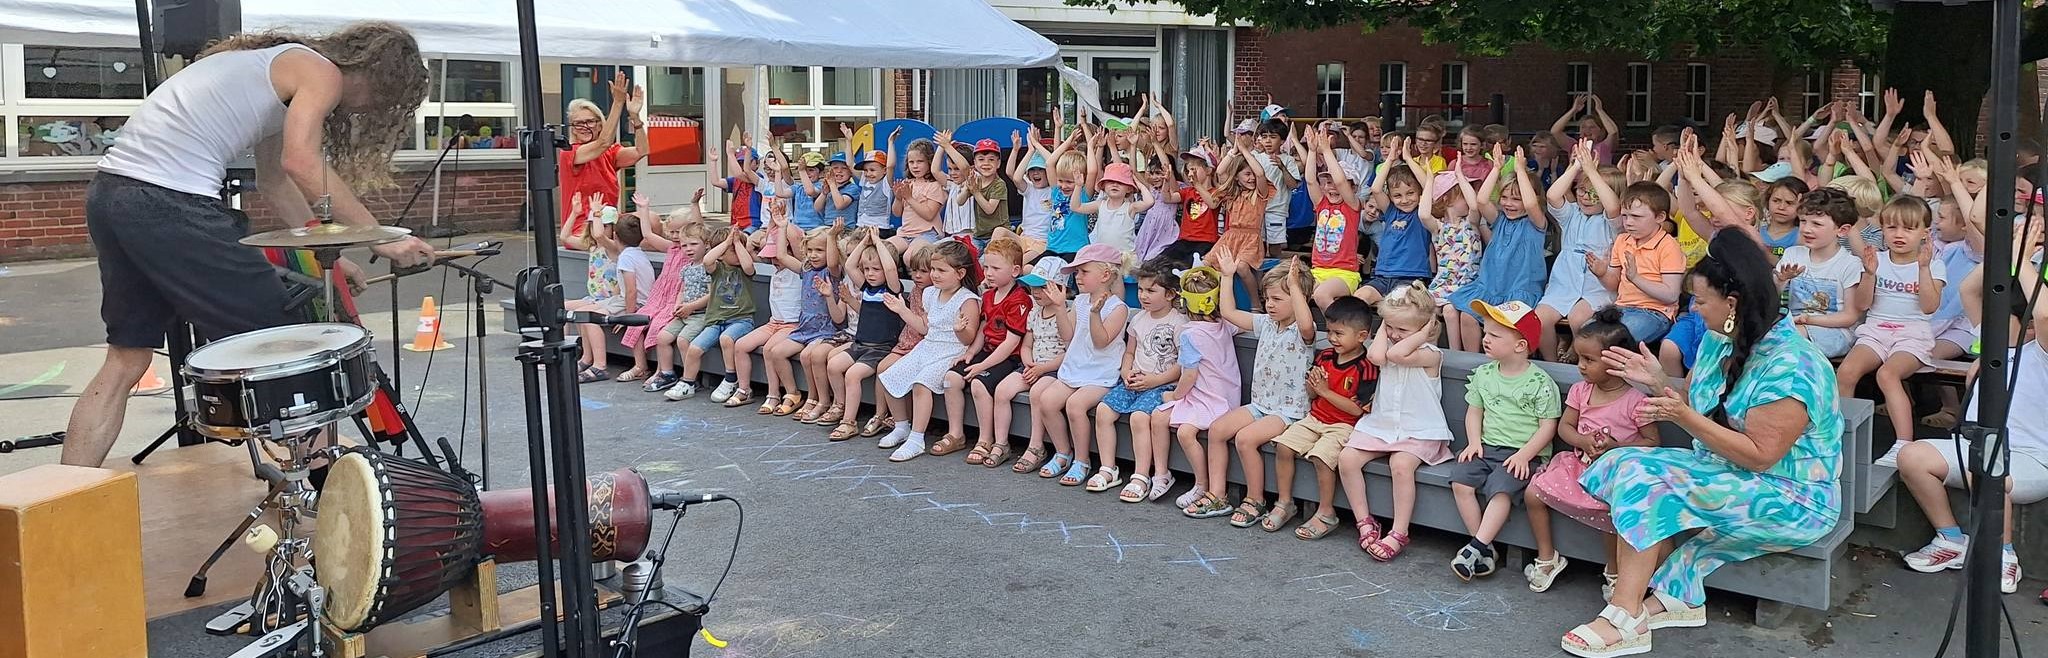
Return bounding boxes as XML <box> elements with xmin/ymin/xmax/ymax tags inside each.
<box><xmin>0</xmin><ymin>164</ymin><xmax>526</xmax><ymax>262</ymax></box>
<box><xmin>892</xmin><ymin>70</ymin><xmax>923</xmax><ymax>121</ymax></box>
<box><xmin>1232</xmin><ymin>27</ymin><xmax>1271</xmax><ymax>122</ymax></box>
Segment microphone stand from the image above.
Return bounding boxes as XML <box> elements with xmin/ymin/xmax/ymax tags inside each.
<box><xmin>384</xmin><ymin>127</ymin><xmax>470</xmax><ymax>393</ymax></box>
<box><xmin>441</xmin><ymin>259</ymin><xmax>508</xmax><ymax>491</ymax></box>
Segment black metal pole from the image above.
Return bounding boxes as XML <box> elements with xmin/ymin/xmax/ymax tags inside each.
<box><xmin>509</xmin><ymin>0</ymin><xmax>604</xmax><ymax>656</ymax></box>
<box><xmin>1967</xmin><ymin>1</ymin><xmax>2018</xmax><ymax>656</ymax></box>
<box><xmin>132</xmin><ymin>0</ymin><xmax>160</xmax><ymax>92</ymax></box>
<box><xmin>516</xmin><ymin>354</ymin><xmax>562</xmax><ymax>658</ymax></box>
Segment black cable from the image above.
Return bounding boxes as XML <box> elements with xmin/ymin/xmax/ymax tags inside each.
<box><xmin>410</xmin><ymin>144</ymin><xmax>461</xmax><ymax>414</ymax></box>
<box><xmin>610</xmin><ymin>498</ymin><xmax>742</xmax><ymax>658</ymax></box>
<box><xmin>706</xmin><ymin>498</ymin><xmax>743</xmax><ymax>605</ymax></box>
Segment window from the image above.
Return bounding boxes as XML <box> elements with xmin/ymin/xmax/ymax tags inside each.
<box><xmin>1685</xmin><ymin>64</ymin><xmax>1711</xmax><ymax>124</ymax></box>
<box><xmin>1566</xmin><ymin>62</ymin><xmax>1593</xmax><ymax>98</ymax></box>
<box><xmin>648</xmin><ymin>66</ymin><xmax>708</xmax><ymax>120</ymax></box>
<box><xmin>1439</xmin><ymin>62</ymin><xmax>1467</xmax><ymax>125</ymax></box>
<box><xmin>767</xmin><ymin>66</ymin><xmax>812</xmax><ymax>105</ymax></box>
<box><xmin>1378</xmin><ymin>62</ymin><xmax>1406</xmax><ymax>127</ymax></box>
<box><xmin>1625</xmin><ymin>63</ymin><xmax>1651</xmax><ymax>126</ymax></box>
<box><xmin>22</xmin><ymin>47</ymin><xmax>145</xmax><ymax>100</ymax></box>
<box><xmin>423</xmin><ymin>115</ymin><xmax>515</xmax><ymax>150</ymax></box>
<box><xmin>427</xmin><ymin>60</ymin><xmax>508</xmax><ymax>103</ymax></box>
<box><xmin>1803</xmin><ymin>69</ymin><xmax>1828</xmax><ymax>118</ymax></box>
<box><xmin>1316</xmin><ymin>62</ymin><xmax>1344</xmax><ymax>117</ymax></box>
<box><xmin>15</xmin><ymin>116</ymin><xmax>126</xmax><ymax>157</ymax></box>
<box><xmin>1859</xmin><ymin>72</ymin><xmax>1881</xmax><ymax>120</ymax></box>
<box><xmin>821</xmin><ymin>67</ymin><xmax>874</xmax><ymax>106</ymax></box>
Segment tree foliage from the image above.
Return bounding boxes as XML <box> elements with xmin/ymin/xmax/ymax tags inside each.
<box><xmin>1073</xmin><ymin>0</ymin><xmax>1892</xmax><ymax>67</ymax></box>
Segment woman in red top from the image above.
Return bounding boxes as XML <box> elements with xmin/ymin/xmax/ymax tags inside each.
<box><xmin>558</xmin><ymin>71</ymin><xmax>649</xmax><ymax>235</ymax></box>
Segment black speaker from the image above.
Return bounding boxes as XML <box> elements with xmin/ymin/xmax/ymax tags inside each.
<box><xmin>152</xmin><ymin>0</ymin><xmax>242</xmax><ymax>59</ymax></box>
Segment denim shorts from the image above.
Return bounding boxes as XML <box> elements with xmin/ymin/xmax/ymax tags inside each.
<box><xmin>1618</xmin><ymin>307</ymin><xmax>1674</xmax><ymax>344</ymax></box>
<box><xmin>689</xmin><ymin>317</ymin><xmax>756</xmax><ymax>351</ymax></box>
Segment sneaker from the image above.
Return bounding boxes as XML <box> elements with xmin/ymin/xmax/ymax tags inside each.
<box><xmin>663</xmin><ymin>381</ymin><xmax>699</xmax><ymax>401</ymax></box>
<box><xmin>889</xmin><ymin>435</ymin><xmax>927</xmax><ymax>462</ymax></box>
<box><xmin>1874</xmin><ymin>442</ymin><xmax>1907</xmax><ymax>468</ymax></box>
<box><xmin>1903</xmin><ymin>535</ymin><xmax>1969</xmax><ymax>572</ymax></box>
<box><xmin>877</xmin><ymin>424</ymin><xmax>911</xmax><ymax>449</ymax></box>
<box><xmin>643</xmin><ymin>372</ymin><xmax>680</xmax><ymax>393</ymax></box>
<box><xmin>2003</xmin><ymin>552</ymin><xmax>2021</xmax><ymax>595</ymax></box>
<box><xmin>710</xmin><ymin>380</ymin><xmax>737</xmax><ymax>403</ymax></box>
<box><xmin>1452</xmin><ymin>541</ymin><xmax>1492</xmax><ymax>581</ymax></box>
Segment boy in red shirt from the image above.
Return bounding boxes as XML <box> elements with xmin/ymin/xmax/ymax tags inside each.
<box><xmin>1256</xmin><ymin>296</ymin><xmax>1378</xmax><ymax>540</ymax></box>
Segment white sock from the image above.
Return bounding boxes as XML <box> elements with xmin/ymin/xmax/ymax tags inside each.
<box><xmin>908</xmin><ymin>431</ymin><xmax>926</xmax><ymax>443</ymax></box>
<box><xmin>895</xmin><ymin>421</ymin><xmax>911</xmax><ymax>431</ymax></box>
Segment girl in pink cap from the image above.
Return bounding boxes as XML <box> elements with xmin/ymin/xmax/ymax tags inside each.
<box><xmin>1074</xmin><ymin>161</ymin><xmax>1155</xmax><ymax>254</ymax></box>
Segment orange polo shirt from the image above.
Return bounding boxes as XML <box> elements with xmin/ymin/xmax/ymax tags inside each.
<box><xmin>1610</xmin><ymin>230</ymin><xmax>1685</xmax><ymax>317</ymax></box>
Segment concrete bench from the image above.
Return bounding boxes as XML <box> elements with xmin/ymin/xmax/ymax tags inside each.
<box><xmin>524</xmin><ymin>249</ymin><xmax>1880</xmax><ymax>614</ymax></box>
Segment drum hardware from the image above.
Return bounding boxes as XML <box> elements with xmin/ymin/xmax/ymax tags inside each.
<box><xmin>194</xmin><ymin>418</ymin><xmax>326</xmax><ymax>641</ymax></box>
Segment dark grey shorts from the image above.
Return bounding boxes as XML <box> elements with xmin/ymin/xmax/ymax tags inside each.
<box><xmin>1451</xmin><ymin>444</ymin><xmax>1537</xmax><ymax>500</ymax></box>
<box><xmin>85</xmin><ymin>173</ymin><xmax>294</xmax><ymax>348</ymax></box>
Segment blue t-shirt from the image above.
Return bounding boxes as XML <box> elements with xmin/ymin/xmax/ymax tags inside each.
<box><xmin>819</xmin><ymin>180</ymin><xmax>860</xmax><ymax>227</ymax></box>
<box><xmin>1047</xmin><ymin>187</ymin><xmax>1092</xmax><ymax>254</ymax></box>
<box><xmin>1760</xmin><ymin>224</ymin><xmax>1799</xmax><ymax>258</ymax></box>
<box><xmin>1932</xmin><ymin>241</ymin><xmax>1983</xmax><ymax>325</ymax></box>
<box><xmin>1374</xmin><ymin>206</ymin><xmax>1432</xmax><ymax>279</ymax></box>
<box><xmin>789</xmin><ymin>181</ymin><xmax>827</xmax><ymax>230</ymax></box>
<box><xmin>1286</xmin><ymin>183</ymin><xmax>1315</xmax><ymax>229</ymax></box>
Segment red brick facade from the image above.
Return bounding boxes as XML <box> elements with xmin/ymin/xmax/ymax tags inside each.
<box><xmin>1235</xmin><ymin>25</ymin><xmax>1837</xmax><ymax>145</ymax></box>
<box><xmin>0</xmin><ymin>164</ymin><xmax>527</xmax><ymax>262</ymax></box>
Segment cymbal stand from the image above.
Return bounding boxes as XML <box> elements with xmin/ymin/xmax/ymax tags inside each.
<box><xmin>442</xmin><ymin>259</ymin><xmax>509</xmax><ymax>490</ymax></box>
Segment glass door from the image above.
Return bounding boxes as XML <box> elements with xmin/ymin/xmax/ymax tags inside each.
<box><xmin>1091</xmin><ymin>56</ymin><xmax>1151</xmax><ymax>120</ymax></box>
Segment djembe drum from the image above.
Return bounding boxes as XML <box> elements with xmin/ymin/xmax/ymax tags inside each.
<box><xmin>478</xmin><ymin>468</ymin><xmax>654</xmax><ymax>563</ymax></box>
<box><xmin>314</xmin><ymin>448</ymin><xmax>483</xmax><ymax>632</ymax></box>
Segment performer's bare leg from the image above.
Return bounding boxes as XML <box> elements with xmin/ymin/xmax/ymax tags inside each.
<box><xmin>62</xmin><ymin>346</ymin><xmax>153</xmax><ymax>467</ymax></box>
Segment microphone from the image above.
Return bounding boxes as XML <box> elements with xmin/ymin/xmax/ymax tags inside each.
<box><xmin>651</xmin><ymin>492</ymin><xmax>731</xmax><ymax>509</ymax></box>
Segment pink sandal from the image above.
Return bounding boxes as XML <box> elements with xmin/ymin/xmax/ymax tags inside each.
<box><xmin>1355</xmin><ymin>518</ymin><xmax>1383</xmax><ymax>551</ymax></box>
<box><xmin>1366</xmin><ymin>530</ymin><xmax>1410</xmax><ymax>562</ymax></box>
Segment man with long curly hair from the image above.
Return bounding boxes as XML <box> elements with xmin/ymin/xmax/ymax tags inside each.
<box><xmin>64</xmin><ymin>21</ymin><xmax>439</xmax><ymax>467</ymax></box>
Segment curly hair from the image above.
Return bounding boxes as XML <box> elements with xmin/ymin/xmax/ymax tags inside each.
<box><xmin>203</xmin><ymin>21</ymin><xmax>429</xmax><ymax>190</ymax></box>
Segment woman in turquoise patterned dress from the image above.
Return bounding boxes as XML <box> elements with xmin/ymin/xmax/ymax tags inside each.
<box><xmin>1562</xmin><ymin>232</ymin><xmax>1843</xmax><ymax>657</ymax></box>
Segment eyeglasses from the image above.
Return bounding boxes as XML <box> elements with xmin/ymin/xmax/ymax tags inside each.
<box><xmin>569</xmin><ymin>119</ymin><xmax>601</xmax><ymax>128</ymax></box>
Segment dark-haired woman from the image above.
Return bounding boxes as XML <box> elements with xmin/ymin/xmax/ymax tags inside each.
<box><xmin>1560</xmin><ymin>232</ymin><xmax>1844</xmax><ymax>657</ymax></box>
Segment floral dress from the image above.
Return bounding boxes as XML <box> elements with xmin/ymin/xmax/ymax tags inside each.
<box><xmin>1428</xmin><ymin>217</ymin><xmax>1482</xmax><ymax>305</ymax></box>
<box><xmin>1582</xmin><ymin>317</ymin><xmax>1842</xmax><ymax>606</ymax></box>
<box><xmin>624</xmin><ymin>244</ymin><xmax>688</xmax><ymax>349</ymax></box>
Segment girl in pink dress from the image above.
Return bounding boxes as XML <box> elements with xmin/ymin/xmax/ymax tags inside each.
<box><xmin>618</xmin><ymin>193</ymin><xmax>688</xmax><ymax>382</ymax></box>
<box><xmin>1150</xmin><ymin>262</ymin><xmax>1241</xmax><ymax>505</ymax></box>
<box><xmin>1524</xmin><ymin>306</ymin><xmax>1659</xmax><ymax>596</ymax></box>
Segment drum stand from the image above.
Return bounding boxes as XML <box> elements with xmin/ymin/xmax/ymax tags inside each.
<box><xmin>197</xmin><ymin>420</ymin><xmax>330</xmax><ymax>657</ymax></box>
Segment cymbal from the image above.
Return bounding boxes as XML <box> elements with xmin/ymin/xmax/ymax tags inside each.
<box><xmin>240</xmin><ymin>224</ymin><xmax>411</xmax><ymax>249</ymax></box>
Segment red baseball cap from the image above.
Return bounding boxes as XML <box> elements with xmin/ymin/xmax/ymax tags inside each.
<box><xmin>1469</xmin><ymin>300</ymin><xmax>1544</xmax><ymax>351</ymax></box>
<box><xmin>972</xmin><ymin>138</ymin><xmax>1002</xmax><ymax>154</ymax></box>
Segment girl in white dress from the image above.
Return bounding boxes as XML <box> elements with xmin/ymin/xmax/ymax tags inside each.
<box><xmin>1337</xmin><ymin>281</ymin><xmax>1454</xmax><ymax>562</ymax></box>
<box><xmin>877</xmin><ymin>240</ymin><xmax>982</xmax><ymax>461</ymax></box>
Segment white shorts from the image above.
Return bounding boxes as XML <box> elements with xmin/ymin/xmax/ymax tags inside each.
<box><xmin>1854</xmin><ymin>321</ymin><xmax>1936</xmax><ymax>368</ymax></box>
<box><xmin>1932</xmin><ymin>315</ymin><xmax>1979</xmax><ymax>354</ymax></box>
<box><xmin>1263</xmin><ymin>212</ymin><xmax>1288</xmax><ymax>245</ymax></box>
<box><xmin>1915</xmin><ymin>438</ymin><xmax>2048</xmax><ymax>504</ymax></box>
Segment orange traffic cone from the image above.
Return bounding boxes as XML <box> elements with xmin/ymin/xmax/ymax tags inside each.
<box><xmin>402</xmin><ymin>296</ymin><xmax>455</xmax><ymax>352</ymax></box>
<box><xmin>132</xmin><ymin>365</ymin><xmax>169</xmax><ymax>395</ymax></box>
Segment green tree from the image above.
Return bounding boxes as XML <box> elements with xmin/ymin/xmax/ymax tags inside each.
<box><xmin>1075</xmin><ymin>0</ymin><xmax>2048</xmax><ymax>157</ymax></box>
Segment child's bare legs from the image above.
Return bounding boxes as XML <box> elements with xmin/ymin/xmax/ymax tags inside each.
<box><xmin>1336</xmin><ymin>448</ymin><xmax>1379</xmax><ymax>516</ymax></box>
<box><xmin>1146</xmin><ymin>412</ymin><xmax>1179</xmax><ymax>479</ymax></box>
<box><xmin>1526</xmin><ymin>487</ymin><xmax>1558</xmax><ymax>560</ymax></box>
<box><xmin>577</xmin><ymin>323</ymin><xmax>608</xmax><ymax>368</ymax></box>
<box><xmin>910</xmin><ymin>384</ymin><xmax>937</xmax><ymax>434</ymax></box>
<box><xmin>1032</xmin><ymin>378</ymin><xmax>1075</xmax><ymax>459</ymax></box>
<box><xmin>1456</xmin><ymin>309</ymin><xmax>1484</xmax><ymax>352</ymax></box>
<box><xmin>766</xmin><ymin>336</ymin><xmax>804</xmax><ymax>402</ymax></box>
<box><xmin>1387</xmin><ymin>453</ymin><xmax>1423</xmax><ymax>536</ymax></box>
<box><xmin>840</xmin><ymin>361</ymin><xmax>876</xmax><ymax>420</ymax></box>
<box><xmin>1533</xmin><ymin>304</ymin><xmax>1564</xmax><ymax>361</ymax></box>
<box><xmin>1066</xmin><ymin>387</ymin><xmax>1111</xmax><ymax>471</ymax></box>
<box><xmin>732</xmin><ymin>325</ymin><xmax>780</xmax><ymax>400</ymax></box>
<box><xmin>1236</xmin><ymin>265</ymin><xmax>1263</xmax><ymax>311</ymax></box>
<box><xmin>800</xmin><ymin>342</ymin><xmax>833</xmax><ymax>410</ymax></box>
<box><xmin>984</xmin><ymin>373</ymin><xmax>1029</xmax><ymax>452</ymax></box>
<box><xmin>1312</xmin><ymin>278</ymin><xmax>1350</xmax><ymax>310</ymax></box>
<box><xmin>1272</xmin><ymin>443</ymin><xmax>1303</xmax><ymax>512</ymax></box>
<box><xmin>1455</xmin><ymin>487</ymin><xmax>1514</xmax><ymax>545</ymax></box>
<box><xmin>1172</xmin><ymin>422</ymin><xmax>1205</xmax><ymax>488</ymax></box>
<box><xmin>1306</xmin><ymin>457</ymin><xmax>1340</xmax><ymax>528</ymax></box>
<box><xmin>1876</xmin><ymin>353</ymin><xmax>1925</xmax><ymax>442</ymax></box>
<box><xmin>654</xmin><ymin>330</ymin><xmax>679</xmax><ymax>375</ymax></box>
<box><xmin>1354</xmin><ymin>284</ymin><xmax>1385</xmax><ymax>305</ymax></box>
<box><xmin>1440</xmin><ymin>304</ymin><xmax>1463</xmax><ymax>352</ymax></box>
<box><xmin>1127</xmin><ymin>410</ymin><xmax>1155</xmax><ymax>479</ymax></box>
<box><xmin>628</xmin><ymin>341</ymin><xmax>651</xmax><ymax>376</ymax></box>
<box><xmin>942</xmin><ymin>372</ymin><xmax>970</xmax><ymax>440</ymax></box>
<box><xmin>1225</xmin><ymin>412</ymin><xmax>1291</xmax><ymax>506</ymax></box>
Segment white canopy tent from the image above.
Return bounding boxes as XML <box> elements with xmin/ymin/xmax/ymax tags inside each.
<box><xmin>0</xmin><ymin>0</ymin><xmax>1099</xmax><ymax>103</ymax></box>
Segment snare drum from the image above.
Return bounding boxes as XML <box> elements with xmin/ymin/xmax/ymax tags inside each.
<box><xmin>183</xmin><ymin>323</ymin><xmax>377</xmax><ymax>440</ymax></box>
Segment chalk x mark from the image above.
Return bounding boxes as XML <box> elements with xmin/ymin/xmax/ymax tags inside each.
<box><xmin>1162</xmin><ymin>545</ymin><xmax>1237</xmax><ymax>574</ymax></box>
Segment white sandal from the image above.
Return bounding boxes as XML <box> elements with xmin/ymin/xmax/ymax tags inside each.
<box><xmin>1146</xmin><ymin>473</ymin><xmax>1176</xmax><ymax>502</ymax></box>
<box><xmin>1562</xmin><ymin>604</ymin><xmax>1653</xmax><ymax>658</ymax></box>
<box><xmin>1646</xmin><ymin>590</ymin><xmax>1705</xmax><ymax>629</ymax></box>
<box><xmin>1117</xmin><ymin>475</ymin><xmax>1151</xmax><ymax>503</ymax></box>
<box><xmin>1525</xmin><ymin>554</ymin><xmax>1570</xmax><ymax>593</ymax></box>
<box><xmin>1083</xmin><ymin>465</ymin><xmax>1124</xmax><ymax>492</ymax></box>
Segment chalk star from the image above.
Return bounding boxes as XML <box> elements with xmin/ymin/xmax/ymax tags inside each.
<box><xmin>916</xmin><ymin>499</ymin><xmax>980</xmax><ymax>513</ymax></box>
<box><xmin>1290</xmin><ymin>571</ymin><xmax>1390</xmax><ymax>599</ymax></box>
<box><xmin>1163</xmin><ymin>545</ymin><xmax>1238</xmax><ymax>575</ymax></box>
<box><xmin>1084</xmin><ymin>532</ymin><xmax>1166</xmax><ymax>563</ymax></box>
<box><xmin>785</xmin><ymin>458</ymin><xmax>864</xmax><ymax>480</ymax></box>
<box><xmin>1383</xmin><ymin>591</ymin><xmax>1512</xmax><ymax>632</ymax></box>
<box><xmin>1022</xmin><ymin>520</ymin><xmax>1102</xmax><ymax>544</ymax></box>
<box><xmin>970</xmin><ymin>510</ymin><xmax>1028</xmax><ymax>526</ymax></box>
<box><xmin>860</xmin><ymin>482</ymin><xmax>934</xmax><ymax>501</ymax></box>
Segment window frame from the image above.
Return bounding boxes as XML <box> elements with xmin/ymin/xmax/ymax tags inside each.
<box><xmin>1315</xmin><ymin>62</ymin><xmax>1344</xmax><ymax>118</ymax></box>
<box><xmin>1803</xmin><ymin>69</ymin><xmax>1827</xmax><ymax>119</ymax></box>
<box><xmin>764</xmin><ymin>65</ymin><xmax>883</xmax><ymax>151</ymax></box>
<box><xmin>1624</xmin><ymin>62</ymin><xmax>1652</xmax><ymax>127</ymax></box>
<box><xmin>407</xmin><ymin>57</ymin><xmax>520</xmax><ymax>154</ymax></box>
<box><xmin>1859</xmin><ymin>72</ymin><xmax>1881</xmax><ymax>120</ymax></box>
<box><xmin>1378</xmin><ymin>61</ymin><xmax>1407</xmax><ymax>128</ymax></box>
<box><xmin>1684</xmin><ymin>63</ymin><xmax>1711</xmax><ymax>124</ymax></box>
<box><xmin>1439</xmin><ymin>61</ymin><xmax>1467</xmax><ymax>125</ymax></box>
<box><xmin>1565</xmin><ymin>62</ymin><xmax>1593</xmax><ymax>98</ymax></box>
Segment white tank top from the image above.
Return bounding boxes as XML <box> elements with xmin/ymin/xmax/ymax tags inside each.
<box><xmin>99</xmin><ymin>44</ymin><xmax>322</xmax><ymax>197</ymax></box>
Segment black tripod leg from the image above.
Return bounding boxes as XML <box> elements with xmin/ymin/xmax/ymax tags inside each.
<box><xmin>131</xmin><ymin>421</ymin><xmax>182</xmax><ymax>465</ymax></box>
<box><xmin>185</xmin><ymin>487</ymin><xmax>277</xmax><ymax>598</ymax></box>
